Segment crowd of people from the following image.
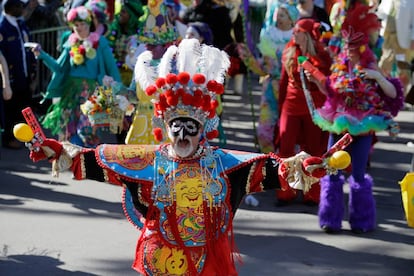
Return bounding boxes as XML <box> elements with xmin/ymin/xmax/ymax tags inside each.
<box><xmin>1</xmin><ymin>0</ymin><xmax>413</xmax><ymax>275</ymax></box>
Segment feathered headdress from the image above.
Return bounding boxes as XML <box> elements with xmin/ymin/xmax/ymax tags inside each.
<box><xmin>144</xmin><ymin>38</ymin><xmax>230</xmax><ymax>142</ymax></box>
<box><xmin>341</xmin><ymin>2</ymin><xmax>381</xmax><ymax>50</ymax></box>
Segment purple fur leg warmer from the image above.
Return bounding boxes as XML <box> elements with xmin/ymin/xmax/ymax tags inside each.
<box><xmin>348</xmin><ymin>174</ymin><xmax>376</xmax><ymax>232</ymax></box>
<box><xmin>318</xmin><ymin>175</ymin><xmax>345</xmax><ymax>231</ymax></box>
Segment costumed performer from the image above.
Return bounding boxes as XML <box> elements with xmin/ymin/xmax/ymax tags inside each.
<box><xmin>276</xmin><ymin>18</ymin><xmax>332</xmax><ymax>206</ymax></box>
<box><xmin>305</xmin><ymin>7</ymin><xmax>404</xmax><ymax>233</ymax></box>
<box><xmin>31</xmin><ymin>5</ymin><xmax>121</xmax><ymax>147</ymax></box>
<box><xmin>125</xmin><ymin>0</ymin><xmax>179</xmax><ymax>145</ymax></box>
<box><xmin>18</xmin><ymin>38</ymin><xmax>349</xmax><ymax>275</ymax></box>
<box><xmin>107</xmin><ymin>0</ymin><xmax>145</xmax><ymax>86</ymax></box>
<box><xmin>252</xmin><ymin>0</ymin><xmax>299</xmax><ymax>153</ymax></box>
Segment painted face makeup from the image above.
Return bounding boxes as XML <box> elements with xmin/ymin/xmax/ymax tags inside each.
<box><xmin>169</xmin><ymin>118</ymin><xmax>201</xmax><ymax>138</ymax></box>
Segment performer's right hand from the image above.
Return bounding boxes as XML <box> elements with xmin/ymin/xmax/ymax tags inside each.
<box><xmin>28</xmin><ymin>138</ymin><xmax>63</xmax><ymax>162</ymax></box>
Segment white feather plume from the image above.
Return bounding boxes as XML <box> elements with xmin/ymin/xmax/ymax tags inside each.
<box><xmin>134</xmin><ymin>50</ymin><xmax>158</xmax><ymax>90</ymax></box>
<box><xmin>176</xmin><ymin>38</ymin><xmax>202</xmax><ymax>76</ymax></box>
<box><xmin>199</xmin><ymin>45</ymin><xmax>230</xmax><ymax>84</ymax></box>
<box><xmin>158</xmin><ymin>45</ymin><xmax>178</xmax><ymax>78</ymax></box>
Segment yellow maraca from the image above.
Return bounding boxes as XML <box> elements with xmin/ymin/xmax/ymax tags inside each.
<box><xmin>13</xmin><ymin>123</ymin><xmax>34</xmax><ymax>143</ymax></box>
<box><xmin>327</xmin><ymin>150</ymin><xmax>351</xmax><ymax>170</ymax></box>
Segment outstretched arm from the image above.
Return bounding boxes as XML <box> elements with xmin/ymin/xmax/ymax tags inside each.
<box><xmin>0</xmin><ymin>52</ymin><xmax>12</xmax><ymax>100</ymax></box>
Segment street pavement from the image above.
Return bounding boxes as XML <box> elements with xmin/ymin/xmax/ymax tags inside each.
<box><xmin>0</xmin><ymin>77</ymin><xmax>413</xmax><ymax>275</ymax></box>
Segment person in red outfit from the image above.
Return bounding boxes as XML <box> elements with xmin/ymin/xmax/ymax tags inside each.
<box><xmin>276</xmin><ymin>18</ymin><xmax>332</xmax><ymax>206</ymax></box>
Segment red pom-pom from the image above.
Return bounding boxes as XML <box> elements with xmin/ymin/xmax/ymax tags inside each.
<box><xmin>165</xmin><ymin>89</ymin><xmax>174</xmax><ymax>98</ymax></box>
<box><xmin>210</xmin><ymin>99</ymin><xmax>219</xmax><ymax>109</ymax></box>
<box><xmin>153</xmin><ymin>128</ymin><xmax>163</xmax><ymax>142</ymax></box>
<box><xmin>182</xmin><ymin>93</ymin><xmax>193</xmax><ymax>105</ymax></box>
<box><xmin>145</xmin><ymin>85</ymin><xmax>157</xmax><ymax>96</ymax></box>
<box><xmin>207</xmin><ymin>108</ymin><xmax>216</xmax><ymax>118</ymax></box>
<box><xmin>176</xmin><ymin>87</ymin><xmax>185</xmax><ymax>97</ymax></box>
<box><xmin>202</xmin><ymin>95</ymin><xmax>211</xmax><ymax>110</ymax></box>
<box><xmin>166</xmin><ymin>73</ymin><xmax>178</xmax><ymax>85</ymax></box>
<box><xmin>166</xmin><ymin>94</ymin><xmax>179</xmax><ymax>106</ymax></box>
<box><xmin>155</xmin><ymin>78</ymin><xmax>166</xmax><ymax>88</ymax></box>
<box><xmin>193</xmin><ymin>94</ymin><xmax>203</xmax><ymax>107</ymax></box>
<box><xmin>158</xmin><ymin>94</ymin><xmax>168</xmax><ymax>110</ymax></box>
<box><xmin>206</xmin><ymin>80</ymin><xmax>218</xmax><ymax>91</ymax></box>
<box><xmin>194</xmin><ymin>89</ymin><xmax>203</xmax><ymax>98</ymax></box>
<box><xmin>177</xmin><ymin>72</ymin><xmax>190</xmax><ymax>85</ymax></box>
<box><xmin>215</xmin><ymin>84</ymin><xmax>224</xmax><ymax>95</ymax></box>
<box><xmin>193</xmin><ymin>73</ymin><xmax>206</xmax><ymax>85</ymax></box>
<box><xmin>206</xmin><ymin>130</ymin><xmax>219</xmax><ymax>140</ymax></box>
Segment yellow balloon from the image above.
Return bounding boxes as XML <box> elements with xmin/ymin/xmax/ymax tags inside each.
<box><xmin>13</xmin><ymin>123</ymin><xmax>34</xmax><ymax>142</ymax></box>
<box><xmin>328</xmin><ymin>150</ymin><xmax>351</xmax><ymax>170</ymax></box>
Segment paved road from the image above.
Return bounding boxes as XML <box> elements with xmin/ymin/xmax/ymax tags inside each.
<box><xmin>1</xmin><ymin>78</ymin><xmax>413</xmax><ymax>275</ymax></box>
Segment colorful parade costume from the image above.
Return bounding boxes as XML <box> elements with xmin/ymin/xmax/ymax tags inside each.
<box><xmin>107</xmin><ymin>0</ymin><xmax>145</xmax><ymax>86</ymax></box>
<box><xmin>22</xmin><ymin>39</ymin><xmax>341</xmax><ymax>275</ymax></box>
<box><xmin>276</xmin><ymin>18</ymin><xmax>332</xmax><ymax>205</ymax></box>
<box><xmin>125</xmin><ymin>0</ymin><xmax>178</xmax><ymax>145</ymax></box>
<box><xmin>254</xmin><ymin>1</ymin><xmax>299</xmax><ymax>153</ymax></box>
<box><xmin>71</xmin><ymin>142</ymin><xmax>288</xmax><ymax>275</ymax></box>
<box><xmin>39</xmin><ymin>6</ymin><xmax>120</xmax><ymax>147</ymax></box>
<box><xmin>309</xmin><ymin>6</ymin><xmax>405</xmax><ymax>233</ymax></box>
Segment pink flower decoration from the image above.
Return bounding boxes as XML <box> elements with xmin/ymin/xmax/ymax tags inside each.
<box><xmin>67</xmin><ymin>9</ymin><xmax>77</xmax><ymax>22</ymax></box>
<box><xmin>68</xmin><ymin>33</ymin><xmax>78</xmax><ymax>45</ymax></box>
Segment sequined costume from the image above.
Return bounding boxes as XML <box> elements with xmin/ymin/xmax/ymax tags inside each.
<box><xmin>67</xmin><ymin>143</ymin><xmax>291</xmax><ymax>275</ymax></box>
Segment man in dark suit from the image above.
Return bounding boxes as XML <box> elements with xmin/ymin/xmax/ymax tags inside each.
<box><xmin>0</xmin><ymin>0</ymin><xmax>37</xmax><ymax>149</ymax></box>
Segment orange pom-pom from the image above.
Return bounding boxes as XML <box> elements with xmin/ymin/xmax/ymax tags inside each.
<box><xmin>153</xmin><ymin>128</ymin><xmax>163</xmax><ymax>142</ymax></box>
<box><xmin>145</xmin><ymin>85</ymin><xmax>157</xmax><ymax>96</ymax></box>
<box><xmin>166</xmin><ymin>73</ymin><xmax>178</xmax><ymax>85</ymax></box>
<box><xmin>193</xmin><ymin>73</ymin><xmax>206</xmax><ymax>85</ymax></box>
<box><xmin>177</xmin><ymin>72</ymin><xmax>190</xmax><ymax>85</ymax></box>
<box><xmin>206</xmin><ymin>130</ymin><xmax>219</xmax><ymax>140</ymax></box>
<box><xmin>155</xmin><ymin>77</ymin><xmax>166</xmax><ymax>88</ymax></box>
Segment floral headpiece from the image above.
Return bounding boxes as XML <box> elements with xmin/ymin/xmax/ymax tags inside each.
<box><xmin>85</xmin><ymin>0</ymin><xmax>109</xmax><ymax>24</ymax></box>
<box><xmin>340</xmin><ymin>2</ymin><xmax>380</xmax><ymax>51</ymax></box>
<box><xmin>67</xmin><ymin>6</ymin><xmax>93</xmax><ymax>25</ymax></box>
<box><xmin>144</xmin><ymin>38</ymin><xmax>230</xmax><ymax>142</ymax></box>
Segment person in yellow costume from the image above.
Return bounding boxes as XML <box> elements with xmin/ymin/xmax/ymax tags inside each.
<box><xmin>125</xmin><ymin>0</ymin><xmax>178</xmax><ymax>144</ymax></box>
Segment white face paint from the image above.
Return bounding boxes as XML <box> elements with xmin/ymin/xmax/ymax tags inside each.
<box><xmin>167</xmin><ymin>118</ymin><xmax>203</xmax><ymax>158</ymax></box>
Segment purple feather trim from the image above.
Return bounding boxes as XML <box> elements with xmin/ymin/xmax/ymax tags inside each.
<box><xmin>379</xmin><ymin>78</ymin><xmax>404</xmax><ymax>117</ymax></box>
